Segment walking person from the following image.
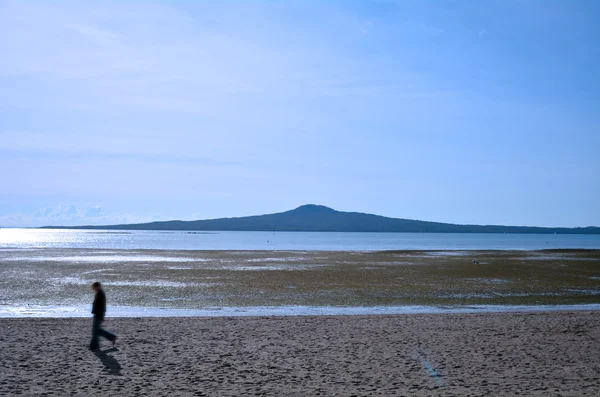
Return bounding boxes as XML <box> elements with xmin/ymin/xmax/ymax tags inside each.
<box><xmin>89</xmin><ymin>282</ymin><xmax>117</xmax><ymax>351</ymax></box>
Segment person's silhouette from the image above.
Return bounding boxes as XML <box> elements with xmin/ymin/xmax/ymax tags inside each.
<box><xmin>89</xmin><ymin>282</ymin><xmax>117</xmax><ymax>351</ymax></box>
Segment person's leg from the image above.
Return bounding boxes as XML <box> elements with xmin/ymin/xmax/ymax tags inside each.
<box><xmin>97</xmin><ymin>326</ymin><xmax>116</xmax><ymax>342</ymax></box>
<box><xmin>95</xmin><ymin>317</ymin><xmax>116</xmax><ymax>343</ymax></box>
<box><xmin>89</xmin><ymin>317</ymin><xmax>100</xmax><ymax>350</ymax></box>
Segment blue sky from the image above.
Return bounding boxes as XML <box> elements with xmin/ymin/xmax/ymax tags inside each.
<box><xmin>1</xmin><ymin>0</ymin><xmax>598</xmax><ymax>227</ymax></box>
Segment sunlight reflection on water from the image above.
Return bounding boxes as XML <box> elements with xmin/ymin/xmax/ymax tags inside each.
<box><xmin>2</xmin><ymin>228</ymin><xmax>600</xmax><ymax>250</ymax></box>
<box><xmin>1</xmin><ymin>304</ymin><xmax>600</xmax><ymax>318</ymax></box>
<box><xmin>5</xmin><ymin>255</ymin><xmax>206</xmax><ymax>263</ymax></box>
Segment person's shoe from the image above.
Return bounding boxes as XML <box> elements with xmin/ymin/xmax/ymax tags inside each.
<box><xmin>112</xmin><ymin>336</ymin><xmax>117</xmax><ymax>347</ymax></box>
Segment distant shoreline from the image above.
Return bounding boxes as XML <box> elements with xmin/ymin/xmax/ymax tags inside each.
<box><xmin>37</xmin><ymin>227</ymin><xmax>600</xmax><ymax>235</ymax></box>
<box><xmin>38</xmin><ymin>204</ymin><xmax>600</xmax><ymax>234</ymax></box>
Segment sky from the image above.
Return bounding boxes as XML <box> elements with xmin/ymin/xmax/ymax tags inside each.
<box><xmin>0</xmin><ymin>0</ymin><xmax>599</xmax><ymax>228</ymax></box>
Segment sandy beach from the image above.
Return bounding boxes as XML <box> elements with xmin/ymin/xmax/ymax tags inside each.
<box><xmin>1</xmin><ymin>311</ymin><xmax>599</xmax><ymax>396</ymax></box>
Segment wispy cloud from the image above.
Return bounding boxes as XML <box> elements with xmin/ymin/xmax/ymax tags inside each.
<box><xmin>0</xmin><ymin>1</ymin><xmax>448</xmax><ymax>115</ymax></box>
<box><xmin>0</xmin><ymin>148</ymin><xmax>242</xmax><ymax>167</ymax></box>
<box><xmin>402</xmin><ymin>20</ymin><xmax>445</xmax><ymax>36</ymax></box>
<box><xmin>0</xmin><ymin>204</ymin><xmax>150</xmax><ymax>227</ymax></box>
<box><xmin>0</xmin><ymin>3</ymin><xmax>271</xmax><ymax>113</ymax></box>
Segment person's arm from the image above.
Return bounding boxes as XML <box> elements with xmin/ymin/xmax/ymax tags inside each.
<box><xmin>98</xmin><ymin>291</ymin><xmax>106</xmax><ymax>315</ymax></box>
<box><xmin>92</xmin><ymin>294</ymin><xmax>98</xmax><ymax>314</ymax></box>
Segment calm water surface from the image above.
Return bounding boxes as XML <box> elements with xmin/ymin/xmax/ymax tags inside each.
<box><xmin>1</xmin><ymin>229</ymin><xmax>599</xmax><ymax>250</ymax></box>
<box><xmin>3</xmin><ymin>304</ymin><xmax>600</xmax><ymax>318</ymax></box>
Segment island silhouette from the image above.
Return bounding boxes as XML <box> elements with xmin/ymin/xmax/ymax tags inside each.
<box><xmin>42</xmin><ymin>204</ymin><xmax>600</xmax><ymax>234</ymax></box>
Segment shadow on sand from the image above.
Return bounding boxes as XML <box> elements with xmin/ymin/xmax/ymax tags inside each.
<box><xmin>93</xmin><ymin>347</ymin><xmax>122</xmax><ymax>375</ymax></box>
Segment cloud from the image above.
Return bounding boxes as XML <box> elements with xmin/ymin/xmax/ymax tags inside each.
<box><xmin>33</xmin><ymin>205</ymin><xmax>78</xmax><ymax>219</ymax></box>
<box><xmin>360</xmin><ymin>20</ymin><xmax>372</xmax><ymax>36</ymax></box>
<box><xmin>66</xmin><ymin>23</ymin><xmax>121</xmax><ymax>46</ymax></box>
<box><xmin>0</xmin><ymin>146</ymin><xmax>241</xmax><ymax>167</ymax></box>
<box><xmin>0</xmin><ymin>1</ymin><xmax>449</xmax><ymax>117</ymax></box>
<box><xmin>1</xmin><ymin>205</ymin><xmax>149</xmax><ymax>227</ymax></box>
<box><xmin>402</xmin><ymin>20</ymin><xmax>445</xmax><ymax>36</ymax></box>
<box><xmin>0</xmin><ymin>2</ymin><xmax>313</xmax><ymax>114</ymax></box>
<box><xmin>84</xmin><ymin>206</ymin><xmax>104</xmax><ymax>218</ymax></box>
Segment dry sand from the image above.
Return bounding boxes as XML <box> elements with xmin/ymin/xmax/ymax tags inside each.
<box><xmin>1</xmin><ymin>311</ymin><xmax>600</xmax><ymax>396</ymax></box>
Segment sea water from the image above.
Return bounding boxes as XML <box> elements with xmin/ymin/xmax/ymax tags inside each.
<box><xmin>2</xmin><ymin>229</ymin><xmax>600</xmax><ymax>251</ymax></box>
<box><xmin>1</xmin><ymin>304</ymin><xmax>600</xmax><ymax>318</ymax></box>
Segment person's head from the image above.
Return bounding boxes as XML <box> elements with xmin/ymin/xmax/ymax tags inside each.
<box><xmin>91</xmin><ymin>281</ymin><xmax>102</xmax><ymax>292</ymax></box>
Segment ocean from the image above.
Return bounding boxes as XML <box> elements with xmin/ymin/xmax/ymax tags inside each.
<box><xmin>2</xmin><ymin>228</ymin><xmax>600</xmax><ymax>251</ymax></box>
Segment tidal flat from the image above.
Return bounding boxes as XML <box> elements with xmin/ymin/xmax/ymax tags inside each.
<box><xmin>1</xmin><ymin>249</ymin><xmax>599</xmax><ymax>309</ymax></box>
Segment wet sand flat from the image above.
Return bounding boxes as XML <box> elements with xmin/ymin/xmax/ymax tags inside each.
<box><xmin>1</xmin><ymin>249</ymin><xmax>599</xmax><ymax>308</ymax></box>
<box><xmin>1</xmin><ymin>311</ymin><xmax>600</xmax><ymax>396</ymax></box>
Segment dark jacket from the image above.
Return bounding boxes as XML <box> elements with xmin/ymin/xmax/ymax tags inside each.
<box><xmin>92</xmin><ymin>289</ymin><xmax>106</xmax><ymax>318</ymax></box>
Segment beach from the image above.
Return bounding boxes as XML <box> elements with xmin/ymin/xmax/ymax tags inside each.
<box><xmin>2</xmin><ymin>248</ymin><xmax>599</xmax><ymax>395</ymax></box>
<box><xmin>2</xmin><ymin>311</ymin><xmax>600</xmax><ymax>396</ymax></box>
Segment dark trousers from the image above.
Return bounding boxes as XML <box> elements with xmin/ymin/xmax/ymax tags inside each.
<box><xmin>90</xmin><ymin>316</ymin><xmax>116</xmax><ymax>350</ymax></box>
